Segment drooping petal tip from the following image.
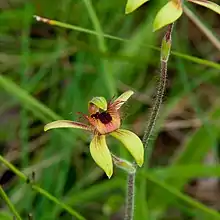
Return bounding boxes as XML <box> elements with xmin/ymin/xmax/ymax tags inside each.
<box><xmin>153</xmin><ymin>1</ymin><xmax>183</xmax><ymax>31</ymax></box>
<box><xmin>44</xmin><ymin>120</ymin><xmax>90</xmax><ymax>132</ymax></box>
<box><xmin>90</xmin><ymin>135</ymin><xmax>113</xmax><ymax>178</ymax></box>
<box><xmin>188</xmin><ymin>0</ymin><xmax>220</xmax><ymax>15</ymax></box>
<box><xmin>125</xmin><ymin>0</ymin><xmax>150</xmax><ymax>14</ymax></box>
<box><xmin>113</xmin><ymin>90</ymin><xmax>134</xmax><ymax>110</ymax></box>
<box><xmin>110</xmin><ymin>129</ymin><xmax>144</xmax><ymax>167</ymax></box>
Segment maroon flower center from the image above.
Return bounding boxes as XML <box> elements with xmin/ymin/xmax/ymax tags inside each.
<box><xmin>91</xmin><ymin>112</ymin><xmax>112</xmax><ymax>124</ymax></box>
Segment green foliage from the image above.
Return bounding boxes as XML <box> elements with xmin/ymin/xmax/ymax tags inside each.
<box><xmin>0</xmin><ymin>0</ymin><xmax>220</xmax><ymax>219</ymax></box>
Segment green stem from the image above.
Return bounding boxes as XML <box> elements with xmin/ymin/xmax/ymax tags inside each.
<box><xmin>0</xmin><ymin>155</ymin><xmax>85</xmax><ymax>220</ymax></box>
<box><xmin>143</xmin><ymin>23</ymin><xmax>174</xmax><ymax>160</ymax></box>
<box><xmin>124</xmin><ymin>173</ymin><xmax>135</xmax><ymax>220</ymax></box>
<box><xmin>123</xmin><ymin>24</ymin><xmax>174</xmax><ymax>220</ymax></box>
<box><xmin>111</xmin><ymin>154</ymin><xmax>136</xmax><ymax>220</ymax></box>
<box><xmin>0</xmin><ymin>185</ymin><xmax>22</xmax><ymax>220</ymax></box>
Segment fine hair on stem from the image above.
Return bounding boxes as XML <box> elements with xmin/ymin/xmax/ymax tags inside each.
<box><xmin>123</xmin><ymin>23</ymin><xmax>174</xmax><ymax>220</ymax></box>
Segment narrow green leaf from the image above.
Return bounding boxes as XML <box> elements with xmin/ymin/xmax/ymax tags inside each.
<box><xmin>125</xmin><ymin>0</ymin><xmax>150</xmax><ymax>14</ymax></box>
<box><xmin>152</xmin><ymin>165</ymin><xmax>220</xmax><ymax>179</ymax></box>
<box><xmin>145</xmin><ymin>173</ymin><xmax>220</xmax><ymax>218</ymax></box>
<box><xmin>0</xmin><ymin>155</ymin><xmax>86</xmax><ymax>220</ymax></box>
<box><xmin>33</xmin><ymin>16</ymin><xmax>220</xmax><ymax>69</ymax></box>
<box><xmin>82</xmin><ymin>0</ymin><xmax>116</xmax><ymax>97</ymax></box>
<box><xmin>153</xmin><ymin>1</ymin><xmax>183</xmax><ymax>31</ymax></box>
<box><xmin>188</xmin><ymin>0</ymin><xmax>220</xmax><ymax>15</ymax></box>
<box><xmin>148</xmin><ymin>102</ymin><xmax>220</xmax><ymax>216</ymax></box>
<box><xmin>0</xmin><ymin>186</ymin><xmax>22</xmax><ymax>220</ymax></box>
<box><xmin>0</xmin><ymin>212</ymin><xmax>12</xmax><ymax>220</ymax></box>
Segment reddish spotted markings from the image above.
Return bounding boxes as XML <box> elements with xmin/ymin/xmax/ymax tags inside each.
<box><xmin>91</xmin><ymin>112</ymin><xmax>113</xmax><ymax>124</ymax></box>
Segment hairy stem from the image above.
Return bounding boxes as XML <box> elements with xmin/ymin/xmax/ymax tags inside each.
<box><xmin>124</xmin><ymin>172</ymin><xmax>136</xmax><ymax>220</ymax></box>
<box><xmin>143</xmin><ymin>23</ymin><xmax>174</xmax><ymax>153</ymax></box>
<box><xmin>124</xmin><ymin>23</ymin><xmax>174</xmax><ymax>220</ymax></box>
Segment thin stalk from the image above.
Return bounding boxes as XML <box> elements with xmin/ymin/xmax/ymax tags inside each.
<box><xmin>124</xmin><ymin>173</ymin><xmax>135</xmax><ymax>220</ymax></box>
<box><xmin>143</xmin><ymin>23</ymin><xmax>174</xmax><ymax>159</ymax></box>
<box><xmin>33</xmin><ymin>15</ymin><xmax>220</xmax><ymax>70</ymax></box>
<box><xmin>0</xmin><ymin>185</ymin><xmax>22</xmax><ymax>220</ymax></box>
<box><xmin>124</xmin><ymin>24</ymin><xmax>174</xmax><ymax>220</ymax></box>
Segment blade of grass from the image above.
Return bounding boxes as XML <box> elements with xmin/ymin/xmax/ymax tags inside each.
<box><xmin>0</xmin><ymin>75</ymin><xmax>88</xmax><ymax>143</ymax></box>
<box><xmin>145</xmin><ymin>47</ymin><xmax>220</xmax><ymax>217</ymax></box>
<box><xmin>144</xmin><ymin>173</ymin><xmax>220</xmax><ymax>218</ymax></box>
<box><xmin>19</xmin><ymin>4</ymin><xmax>33</xmax><ymax>213</ymax></box>
<box><xmin>147</xmin><ymin>20</ymin><xmax>220</xmax><ymax>212</ymax></box>
<box><xmin>148</xmin><ymin>101</ymin><xmax>220</xmax><ymax>216</ymax></box>
<box><xmin>0</xmin><ymin>75</ymin><xmax>60</xmax><ymax>121</ymax></box>
<box><xmin>0</xmin><ymin>185</ymin><xmax>22</xmax><ymax>220</ymax></box>
<box><xmin>35</xmin><ymin>38</ymin><xmax>68</xmax><ymax>219</ymax></box>
<box><xmin>184</xmin><ymin>5</ymin><xmax>220</xmax><ymax>51</ymax></box>
<box><xmin>152</xmin><ymin>165</ymin><xmax>220</xmax><ymax>179</ymax></box>
<box><xmin>0</xmin><ymin>155</ymin><xmax>86</xmax><ymax>220</ymax></box>
<box><xmin>45</xmin><ymin>40</ymin><xmax>77</xmax><ymax>219</ymax></box>
<box><xmin>51</xmin><ymin>178</ymin><xmax>123</xmax><ymax>217</ymax></box>
<box><xmin>82</xmin><ymin>0</ymin><xmax>116</xmax><ymax>97</ymax></box>
<box><xmin>33</xmin><ymin>15</ymin><xmax>220</xmax><ymax>70</ymax></box>
<box><xmin>0</xmin><ymin>212</ymin><xmax>12</xmax><ymax>220</ymax></box>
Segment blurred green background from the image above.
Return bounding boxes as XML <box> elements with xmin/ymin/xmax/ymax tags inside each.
<box><xmin>1</xmin><ymin>0</ymin><xmax>220</xmax><ymax>219</ymax></box>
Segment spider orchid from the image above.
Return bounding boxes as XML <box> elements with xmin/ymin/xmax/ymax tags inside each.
<box><xmin>44</xmin><ymin>90</ymin><xmax>144</xmax><ymax>178</ymax></box>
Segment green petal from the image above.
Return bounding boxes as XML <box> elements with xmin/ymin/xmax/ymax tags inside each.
<box><xmin>125</xmin><ymin>0</ymin><xmax>150</xmax><ymax>14</ymax></box>
<box><xmin>113</xmin><ymin>90</ymin><xmax>134</xmax><ymax>110</ymax></box>
<box><xmin>90</xmin><ymin>135</ymin><xmax>113</xmax><ymax>178</ymax></box>
<box><xmin>89</xmin><ymin>97</ymin><xmax>107</xmax><ymax>111</ymax></box>
<box><xmin>188</xmin><ymin>0</ymin><xmax>220</xmax><ymax>15</ymax></box>
<box><xmin>153</xmin><ymin>1</ymin><xmax>183</xmax><ymax>31</ymax></box>
<box><xmin>110</xmin><ymin>129</ymin><xmax>144</xmax><ymax>167</ymax></box>
<box><xmin>44</xmin><ymin>120</ymin><xmax>90</xmax><ymax>131</ymax></box>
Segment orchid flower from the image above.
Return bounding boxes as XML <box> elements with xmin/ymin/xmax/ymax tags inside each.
<box><xmin>44</xmin><ymin>90</ymin><xmax>144</xmax><ymax>178</ymax></box>
<box><xmin>125</xmin><ymin>0</ymin><xmax>220</xmax><ymax>31</ymax></box>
